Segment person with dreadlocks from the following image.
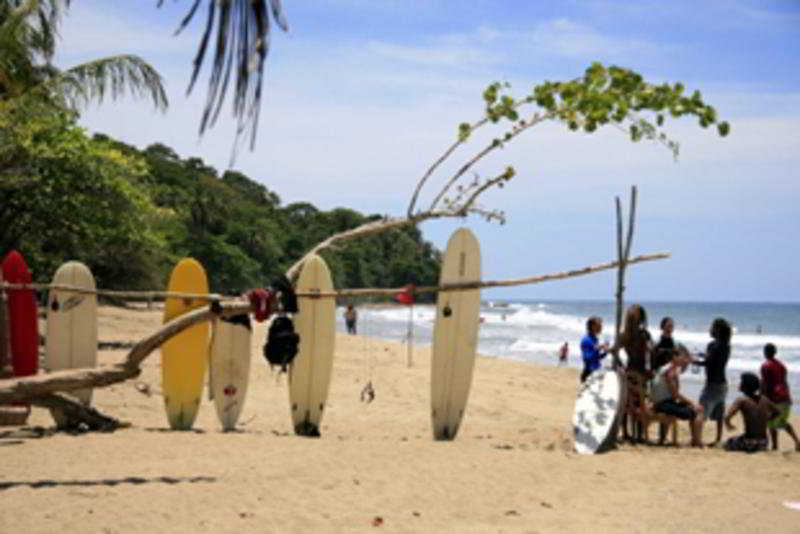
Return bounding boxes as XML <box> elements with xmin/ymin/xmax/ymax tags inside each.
<box><xmin>723</xmin><ymin>372</ymin><xmax>779</xmax><ymax>453</ymax></box>
<box><xmin>618</xmin><ymin>304</ymin><xmax>653</xmax><ymax>442</ymax></box>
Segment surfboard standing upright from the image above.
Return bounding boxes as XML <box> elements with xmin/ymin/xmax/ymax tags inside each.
<box><xmin>45</xmin><ymin>261</ymin><xmax>98</xmax><ymax>427</ymax></box>
<box><xmin>2</xmin><ymin>251</ymin><xmax>38</xmax><ymax>379</ymax></box>
<box><xmin>289</xmin><ymin>254</ymin><xmax>336</xmax><ymax>437</ymax></box>
<box><xmin>209</xmin><ymin>314</ymin><xmax>252</xmax><ymax>431</ymax></box>
<box><xmin>572</xmin><ymin>367</ymin><xmax>623</xmax><ymax>454</ymax></box>
<box><xmin>161</xmin><ymin>258</ymin><xmax>210</xmax><ymax>430</ymax></box>
<box><xmin>1</xmin><ymin>251</ymin><xmax>37</xmax><ymax>420</ymax></box>
<box><xmin>431</xmin><ymin>228</ymin><xmax>481</xmax><ymax>440</ymax></box>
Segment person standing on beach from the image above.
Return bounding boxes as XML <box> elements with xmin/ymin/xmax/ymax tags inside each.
<box><xmin>694</xmin><ymin>317</ymin><xmax>732</xmax><ymax>446</ymax></box>
<box><xmin>619</xmin><ymin>304</ymin><xmax>653</xmax><ymax>442</ymax></box>
<box><xmin>723</xmin><ymin>372</ymin><xmax>778</xmax><ymax>453</ymax></box>
<box><xmin>760</xmin><ymin>343</ymin><xmax>800</xmax><ymax>451</ymax></box>
<box><xmin>650</xmin><ymin>345</ymin><xmax>704</xmax><ymax>447</ymax></box>
<box><xmin>558</xmin><ymin>342</ymin><xmax>568</xmax><ymax>366</ymax></box>
<box><xmin>344</xmin><ymin>304</ymin><xmax>357</xmax><ymax>335</ymax></box>
<box><xmin>580</xmin><ymin>316</ymin><xmax>608</xmax><ymax>383</ymax></box>
<box><xmin>653</xmin><ymin>316</ymin><xmax>676</xmax><ymax>371</ymax></box>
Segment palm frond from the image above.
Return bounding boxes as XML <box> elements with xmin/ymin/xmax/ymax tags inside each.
<box><xmin>42</xmin><ymin>54</ymin><xmax>168</xmax><ymax>111</ymax></box>
<box><xmin>160</xmin><ymin>0</ymin><xmax>289</xmax><ymax>151</ymax></box>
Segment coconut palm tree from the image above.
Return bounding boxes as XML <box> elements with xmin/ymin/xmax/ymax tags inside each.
<box><xmin>0</xmin><ymin>0</ymin><xmax>167</xmax><ymax>112</ymax></box>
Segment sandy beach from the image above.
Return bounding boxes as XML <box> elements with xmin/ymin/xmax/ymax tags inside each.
<box><xmin>1</xmin><ymin>304</ymin><xmax>798</xmax><ymax>533</ymax></box>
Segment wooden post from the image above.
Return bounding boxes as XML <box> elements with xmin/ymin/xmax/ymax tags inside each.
<box><xmin>406</xmin><ymin>304</ymin><xmax>413</xmax><ymax>368</ymax></box>
<box><xmin>613</xmin><ymin>185</ymin><xmax>637</xmax><ymax>367</ymax></box>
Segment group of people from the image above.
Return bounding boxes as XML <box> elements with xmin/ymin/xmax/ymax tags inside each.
<box><xmin>579</xmin><ymin>307</ymin><xmax>799</xmax><ymax>452</ymax></box>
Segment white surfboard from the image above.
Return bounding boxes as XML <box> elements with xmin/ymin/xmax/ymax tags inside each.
<box><xmin>431</xmin><ymin>228</ymin><xmax>481</xmax><ymax>440</ymax></box>
<box><xmin>289</xmin><ymin>254</ymin><xmax>336</xmax><ymax>437</ymax></box>
<box><xmin>210</xmin><ymin>315</ymin><xmax>252</xmax><ymax>431</ymax></box>
<box><xmin>573</xmin><ymin>368</ymin><xmax>623</xmax><ymax>454</ymax></box>
<box><xmin>45</xmin><ymin>261</ymin><xmax>98</xmax><ymax>427</ymax></box>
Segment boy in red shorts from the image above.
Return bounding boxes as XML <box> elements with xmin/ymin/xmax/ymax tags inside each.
<box><xmin>760</xmin><ymin>343</ymin><xmax>800</xmax><ymax>451</ymax></box>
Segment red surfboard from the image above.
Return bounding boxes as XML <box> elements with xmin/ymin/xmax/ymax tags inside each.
<box><xmin>2</xmin><ymin>250</ymin><xmax>39</xmax><ymax>377</ymax></box>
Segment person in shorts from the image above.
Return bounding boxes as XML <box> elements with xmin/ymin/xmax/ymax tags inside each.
<box><xmin>344</xmin><ymin>304</ymin><xmax>357</xmax><ymax>335</ymax></box>
<box><xmin>694</xmin><ymin>317</ymin><xmax>731</xmax><ymax>446</ymax></box>
<box><xmin>760</xmin><ymin>343</ymin><xmax>800</xmax><ymax>451</ymax></box>
<box><xmin>650</xmin><ymin>345</ymin><xmax>704</xmax><ymax>447</ymax></box>
<box><xmin>723</xmin><ymin>372</ymin><xmax>778</xmax><ymax>453</ymax></box>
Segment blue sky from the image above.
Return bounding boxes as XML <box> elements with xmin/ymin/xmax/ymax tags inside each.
<box><xmin>53</xmin><ymin>1</ymin><xmax>799</xmax><ymax>302</ymax></box>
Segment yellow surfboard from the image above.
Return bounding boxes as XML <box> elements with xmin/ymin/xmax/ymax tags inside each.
<box><xmin>161</xmin><ymin>258</ymin><xmax>209</xmax><ymax>430</ymax></box>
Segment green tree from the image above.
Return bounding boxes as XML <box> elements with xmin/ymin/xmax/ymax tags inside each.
<box><xmin>0</xmin><ymin>96</ymin><xmax>169</xmax><ymax>288</ymax></box>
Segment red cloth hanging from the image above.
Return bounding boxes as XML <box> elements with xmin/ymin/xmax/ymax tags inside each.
<box><xmin>247</xmin><ymin>289</ymin><xmax>275</xmax><ymax>322</ymax></box>
<box><xmin>394</xmin><ymin>284</ymin><xmax>415</xmax><ymax>305</ymax></box>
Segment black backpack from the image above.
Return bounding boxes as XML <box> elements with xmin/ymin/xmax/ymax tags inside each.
<box><xmin>264</xmin><ymin>315</ymin><xmax>299</xmax><ymax>372</ymax></box>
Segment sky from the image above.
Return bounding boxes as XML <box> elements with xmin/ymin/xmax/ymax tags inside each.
<box><xmin>52</xmin><ymin>0</ymin><xmax>800</xmax><ymax>302</ymax></box>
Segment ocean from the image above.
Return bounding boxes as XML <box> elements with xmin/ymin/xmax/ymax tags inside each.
<box><xmin>336</xmin><ymin>300</ymin><xmax>800</xmax><ymax>414</ymax></box>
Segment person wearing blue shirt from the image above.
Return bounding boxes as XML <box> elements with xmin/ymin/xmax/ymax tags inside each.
<box><xmin>580</xmin><ymin>316</ymin><xmax>609</xmax><ymax>383</ymax></box>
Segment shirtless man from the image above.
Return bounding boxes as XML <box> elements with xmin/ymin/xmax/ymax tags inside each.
<box><xmin>722</xmin><ymin>372</ymin><xmax>779</xmax><ymax>453</ymax></box>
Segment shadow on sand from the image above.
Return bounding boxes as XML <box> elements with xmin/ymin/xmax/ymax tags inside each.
<box><xmin>0</xmin><ymin>475</ymin><xmax>217</xmax><ymax>491</ymax></box>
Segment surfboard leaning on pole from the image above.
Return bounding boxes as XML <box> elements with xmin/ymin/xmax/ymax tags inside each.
<box><xmin>209</xmin><ymin>313</ymin><xmax>252</xmax><ymax>431</ymax></box>
<box><xmin>430</xmin><ymin>228</ymin><xmax>482</xmax><ymax>441</ymax></box>
<box><xmin>161</xmin><ymin>258</ymin><xmax>210</xmax><ymax>430</ymax></box>
<box><xmin>289</xmin><ymin>254</ymin><xmax>336</xmax><ymax>437</ymax></box>
<box><xmin>45</xmin><ymin>261</ymin><xmax>98</xmax><ymax>427</ymax></box>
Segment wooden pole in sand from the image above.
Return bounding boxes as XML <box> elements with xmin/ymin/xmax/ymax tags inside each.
<box><xmin>613</xmin><ymin>185</ymin><xmax>637</xmax><ymax>367</ymax></box>
<box><xmin>406</xmin><ymin>304</ymin><xmax>413</xmax><ymax>368</ymax></box>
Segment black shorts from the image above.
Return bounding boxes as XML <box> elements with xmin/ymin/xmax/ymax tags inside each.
<box><xmin>654</xmin><ymin>399</ymin><xmax>696</xmax><ymax>421</ymax></box>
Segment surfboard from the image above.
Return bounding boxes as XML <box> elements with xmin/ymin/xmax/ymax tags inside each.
<box><xmin>430</xmin><ymin>227</ymin><xmax>481</xmax><ymax>440</ymax></box>
<box><xmin>2</xmin><ymin>251</ymin><xmax>38</xmax><ymax>378</ymax></box>
<box><xmin>161</xmin><ymin>258</ymin><xmax>209</xmax><ymax>430</ymax></box>
<box><xmin>209</xmin><ymin>314</ymin><xmax>252</xmax><ymax>431</ymax></box>
<box><xmin>289</xmin><ymin>254</ymin><xmax>336</xmax><ymax>437</ymax></box>
<box><xmin>573</xmin><ymin>367</ymin><xmax>623</xmax><ymax>454</ymax></box>
<box><xmin>45</xmin><ymin>261</ymin><xmax>98</xmax><ymax>427</ymax></box>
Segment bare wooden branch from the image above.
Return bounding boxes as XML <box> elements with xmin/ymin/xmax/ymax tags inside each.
<box><xmin>428</xmin><ymin>112</ymin><xmax>553</xmax><ymax>213</ymax></box>
<box><xmin>0</xmin><ymin>283</ymin><xmax>229</xmax><ymax>302</ymax></box>
<box><xmin>124</xmin><ymin>301</ymin><xmax>250</xmax><ymax>370</ymax></box>
<box><xmin>407</xmin><ymin>115</ymin><xmax>490</xmax><ymax>217</ymax></box>
<box><xmin>0</xmin><ymin>364</ymin><xmax>139</xmax><ymax>404</ymax></box>
<box><xmin>294</xmin><ymin>252</ymin><xmax>670</xmax><ymax>297</ymax></box>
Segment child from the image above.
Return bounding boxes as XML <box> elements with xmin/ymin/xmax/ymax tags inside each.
<box><xmin>722</xmin><ymin>372</ymin><xmax>778</xmax><ymax>453</ymax></box>
<box><xmin>760</xmin><ymin>343</ymin><xmax>800</xmax><ymax>451</ymax></box>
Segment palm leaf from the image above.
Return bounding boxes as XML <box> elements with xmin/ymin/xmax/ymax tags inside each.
<box><xmin>43</xmin><ymin>54</ymin><xmax>168</xmax><ymax>112</ymax></box>
<box><xmin>160</xmin><ymin>0</ymin><xmax>289</xmax><ymax>151</ymax></box>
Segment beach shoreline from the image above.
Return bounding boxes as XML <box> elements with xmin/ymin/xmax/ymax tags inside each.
<box><xmin>1</xmin><ymin>305</ymin><xmax>798</xmax><ymax>533</ymax></box>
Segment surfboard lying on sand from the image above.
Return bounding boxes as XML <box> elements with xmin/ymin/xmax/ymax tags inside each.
<box><xmin>161</xmin><ymin>258</ymin><xmax>209</xmax><ymax>430</ymax></box>
<box><xmin>45</xmin><ymin>261</ymin><xmax>98</xmax><ymax>427</ymax></box>
<box><xmin>289</xmin><ymin>254</ymin><xmax>336</xmax><ymax>437</ymax></box>
<box><xmin>209</xmin><ymin>314</ymin><xmax>252</xmax><ymax>431</ymax></box>
<box><xmin>573</xmin><ymin>367</ymin><xmax>624</xmax><ymax>454</ymax></box>
<box><xmin>431</xmin><ymin>228</ymin><xmax>481</xmax><ymax>441</ymax></box>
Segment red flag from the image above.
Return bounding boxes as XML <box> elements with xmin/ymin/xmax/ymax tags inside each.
<box><xmin>394</xmin><ymin>284</ymin><xmax>415</xmax><ymax>305</ymax></box>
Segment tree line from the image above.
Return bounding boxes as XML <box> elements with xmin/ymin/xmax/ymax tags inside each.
<box><xmin>0</xmin><ymin>102</ymin><xmax>441</xmax><ymax>298</ymax></box>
